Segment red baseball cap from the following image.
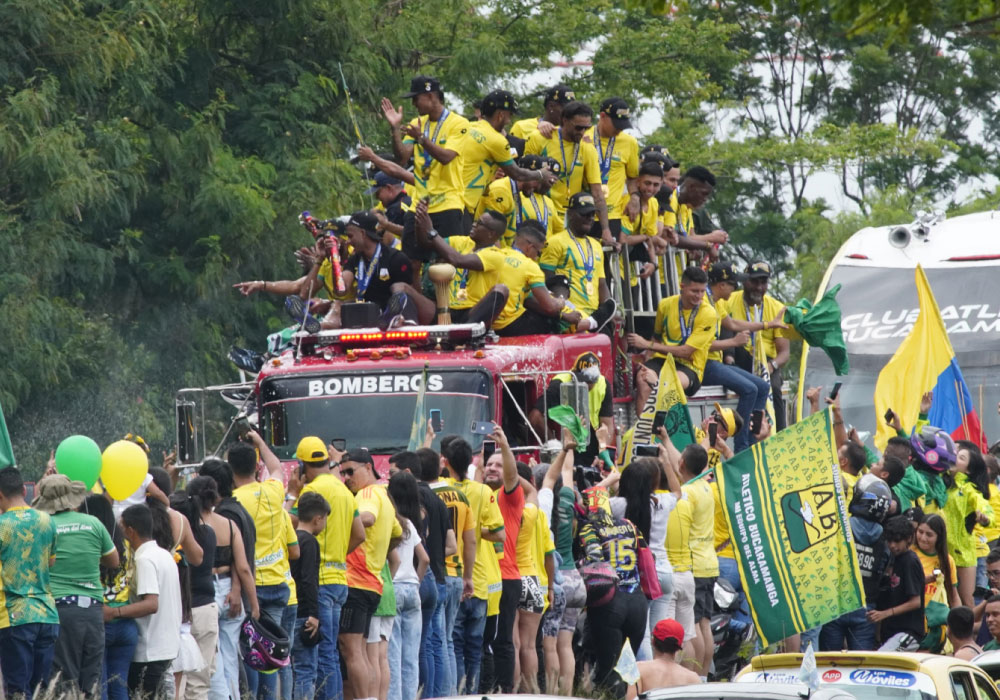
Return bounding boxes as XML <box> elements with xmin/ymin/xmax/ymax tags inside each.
<box><xmin>652</xmin><ymin>619</ymin><xmax>684</xmax><ymax>645</ymax></box>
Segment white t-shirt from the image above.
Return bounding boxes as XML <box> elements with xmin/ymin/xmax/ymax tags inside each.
<box><xmin>132</xmin><ymin>539</ymin><xmax>182</xmax><ymax>662</ymax></box>
<box><xmin>113</xmin><ymin>473</ymin><xmax>154</xmax><ymax>520</ymax></box>
<box><xmin>611</xmin><ymin>491</ymin><xmax>678</xmax><ymax>578</ymax></box>
<box><xmin>393</xmin><ymin>520</ymin><xmax>421</xmax><ymax>586</ymax></box>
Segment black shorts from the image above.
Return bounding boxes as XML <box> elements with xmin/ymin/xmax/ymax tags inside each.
<box><xmin>693</xmin><ymin>576</ymin><xmax>716</xmax><ymax>621</ymax></box>
<box><xmin>589</xmin><ymin>218</ymin><xmax>622</xmax><ymax>240</ymax></box>
<box><xmin>643</xmin><ymin>359</ymin><xmax>702</xmax><ymax>397</ymax></box>
<box><xmin>401</xmin><ymin>209</ymin><xmax>465</xmax><ymax>261</ymax></box>
<box><xmin>340</xmin><ymin>588</ymin><xmax>381</xmax><ymax>636</ymax></box>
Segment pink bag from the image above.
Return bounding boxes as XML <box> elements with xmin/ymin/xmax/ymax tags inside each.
<box><xmin>637</xmin><ymin>544</ymin><xmax>662</xmax><ymax>600</ymax></box>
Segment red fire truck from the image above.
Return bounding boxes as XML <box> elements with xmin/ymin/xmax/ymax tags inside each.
<box><xmin>176</xmin><ymin>323</ymin><xmax>618</xmax><ymax>475</ymax></box>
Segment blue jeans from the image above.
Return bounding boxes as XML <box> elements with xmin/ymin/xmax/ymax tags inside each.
<box><xmin>418</xmin><ymin>573</ymin><xmax>442</xmax><ymax>698</ymax></box>
<box><xmin>103</xmin><ymin>617</ymin><xmax>138</xmax><ymax>700</ymax></box>
<box><xmin>0</xmin><ymin>622</ymin><xmax>59</xmax><ymax>698</ymax></box>
<box><xmin>291</xmin><ymin>617</ymin><xmax>318</xmax><ymax>700</ymax></box>
<box><xmin>442</xmin><ymin>576</ymin><xmax>463</xmax><ymax>695</ymax></box>
<box><xmin>316</xmin><ymin>583</ymin><xmax>348</xmax><ymax>700</ymax></box>
<box><xmin>279</xmin><ymin>604</ymin><xmax>297</xmax><ymax>700</ymax></box>
<box><xmin>388</xmin><ymin>582</ymin><xmax>422</xmax><ymax>700</ymax></box>
<box><xmin>210</xmin><ymin>575</ymin><xmax>242</xmax><ymax>700</ymax></box>
<box><xmin>702</xmin><ymin>360</ymin><xmax>770</xmax><ymax>453</ymax></box>
<box><xmin>638</xmin><ymin>571</ymin><xmax>675</xmax><ymax>661</ymax></box>
<box><xmin>718</xmin><ymin>556</ymin><xmax>751</xmax><ymax>632</ymax></box>
<box><xmin>819</xmin><ymin>605</ymin><xmax>876</xmax><ymax>652</ymax></box>
<box><xmin>453</xmin><ymin>596</ymin><xmax>487</xmax><ymax>694</ymax></box>
<box><xmin>246</xmin><ymin>583</ymin><xmax>291</xmax><ymax>700</ymax></box>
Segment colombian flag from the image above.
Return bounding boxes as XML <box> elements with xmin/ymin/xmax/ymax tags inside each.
<box><xmin>874</xmin><ymin>265</ymin><xmax>987</xmax><ymax>451</ymax></box>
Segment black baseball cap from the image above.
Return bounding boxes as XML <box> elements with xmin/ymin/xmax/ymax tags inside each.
<box><xmin>519</xmin><ymin>154</ymin><xmax>560</xmax><ymax>177</ymax></box>
<box><xmin>402</xmin><ymin>75</ymin><xmax>442</xmax><ymax>98</ymax></box>
<box><xmin>708</xmin><ymin>261</ymin><xmax>743</xmax><ymax>286</ymax></box>
<box><xmin>600</xmin><ymin>97</ymin><xmax>632</xmax><ymax>129</ymax></box>
<box><xmin>481</xmin><ymin>89</ymin><xmax>518</xmax><ymax>114</ymax></box>
<box><xmin>343</xmin><ymin>447</ymin><xmax>374</xmax><ymax>465</ymax></box>
<box><xmin>544</xmin><ymin>84</ymin><xmax>575</xmax><ymax>104</ymax></box>
<box><xmin>365</xmin><ymin>172</ymin><xmax>403</xmax><ymax>194</ymax></box>
<box><xmin>347</xmin><ymin>211</ymin><xmax>380</xmax><ymax>238</ymax></box>
<box><xmin>546</xmin><ymin>274</ymin><xmax>571</xmax><ymax>292</ymax></box>
<box><xmin>745</xmin><ymin>260</ymin><xmax>773</xmax><ymax>279</ymax></box>
<box><xmin>567</xmin><ymin>192</ymin><xmax>597</xmax><ymax>214</ymax></box>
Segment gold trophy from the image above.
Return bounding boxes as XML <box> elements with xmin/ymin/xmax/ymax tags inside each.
<box><xmin>428</xmin><ymin>263</ymin><xmax>457</xmax><ymax>325</ymax></box>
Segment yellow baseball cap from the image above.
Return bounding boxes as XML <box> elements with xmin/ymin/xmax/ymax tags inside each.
<box><xmin>295</xmin><ymin>436</ymin><xmax>328</xmax><ymax>462</ymax></box>
<box><xmin>712</xmin><ymin>402</ymin><xmax>737</xmax><ymax>436</ymax></box>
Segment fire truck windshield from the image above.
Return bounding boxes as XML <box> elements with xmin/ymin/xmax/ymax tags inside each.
<box><xmin>260</xmin><ymin>369</ymin><xmax>493</xmax><ymax>457</ymax></box>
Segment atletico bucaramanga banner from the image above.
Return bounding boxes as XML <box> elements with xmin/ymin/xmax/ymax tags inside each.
<box><xmin>716</xmin><ymin>408</ymin><xmax>864</xmax><ymax>646</ymax></box>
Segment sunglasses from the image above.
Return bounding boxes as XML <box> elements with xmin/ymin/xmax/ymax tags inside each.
<box><xmin>340</xmin><ymin>467</ymin><xmax>355</xmax><ymax>477</ymax></box>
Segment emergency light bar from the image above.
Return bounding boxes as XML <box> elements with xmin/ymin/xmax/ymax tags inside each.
<box><xmin>294</xmin><ymin>323</ymin><xmax>487</xmax><ymax>353</ymax></box>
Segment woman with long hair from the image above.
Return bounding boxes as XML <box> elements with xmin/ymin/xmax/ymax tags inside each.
<box><xmin>610</xmin><ymin>447</ymin><xmax>682</xmax><ymax>662</ymax></box>
<box><xmin>949</xmin><ymin>442</ymin><xmax>993</xmax><ymax>606</ymax></box>
<box><xmin>912</xmin><ymin>513</ymin><xmax>960</xmax><ymax>608</ymax></box>
<box><xmin>387</xmin><ymin>471</ymin><xmax>429</xmax><ymax>700</ymax></box>
<box><xmin>186</xmin><ymin>476</ymin><xmax>260</xmax><ymax>699</ymax></box>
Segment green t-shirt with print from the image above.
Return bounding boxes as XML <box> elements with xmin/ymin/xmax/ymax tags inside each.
<box><xmin>51</xmin><ymin>511</ymin><xmax>116</xmax><ymax>601</ymax></box>
<box><xmin>0</xmin><ymin>507</ymin><xmax>59</xmax><ymax>626</ymax></box>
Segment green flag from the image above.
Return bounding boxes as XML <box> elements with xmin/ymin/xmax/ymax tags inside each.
<box><xmin>547</xmin><ymin>404</ymin><xmax>589</xmax><ymax>448</ymax></box>
<box><xmin>783</xmin><ymin>283</ymin><xmax>849</xmax><ymax>376</ymax></box>
<box><xmin>0</xmin><ymin>400</ymin><xmax>13</xmax><ymax>469</ymax></box>
<box><xmin>716</xmin><ymin>408</ymin><xmax>863</xmax><ymax>646</ymax></box>
<box><xmin>407</xmin><ymin>363</ymin><xmax>430</xmax><ymax>452</ymax></box>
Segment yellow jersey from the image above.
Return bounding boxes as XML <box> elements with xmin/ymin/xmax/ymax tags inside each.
<box><xmin>489</xmin><ymin>247</ymin><xmax>547</xmax><ymax>330</ymax></box>
<box><xmin>712</xmin><ymin>478</ymin><xmax>734</xmax><ymax>560</ymax></box>
<box><xmin>430</xmin><ymin>482</ymin><xmax>476</xmax><ymax>578</ymax></box>
<box><xmin>620</xmin><ymin>196</ymin><xmax>659</xmax><ymax>288</ymax></box>
<box><xmin>442</xmin><ymin>235</ymin><xmax>478</xmax><ymax>309</ymax></box>
<box><xmin>683</xmin><ymin>478</ymin><xmax>719</xmax><ymax>578</ymax></box>
<box><xmin>461</xmin><ymin>119</ymin><xmax>516</xmax><ymax>213</ymax></box>
<box><xmin>652</xmin><ymin>294</ymin><xmax>718</xmax><ymax>380</ymax></box>
<box><xmin>534</xmin><ymin>509</ymin><xmax>556</xmax><ymax>594</ymax></box>
<box><xmin>234</xmin><ymin>478</ymin><xmax>298</xmax><ymax>587</ymax></box>
<box><xmin>539</xmin><ymin>231</ymin><xmax>605</xmax><ymax>316</ymax></box>
<box><xmin>296</xmin><ymin>473</ymin><xmax>359</xmax><ymax>586</ymax></box>
<box><xmin>346</xmin><ymin>485</ymin><xmax>403</xmax><ymax>594</ymax></box>
<box><xmin>665</xmin><ymin>498</ymin><xmax>693</xmax><ymax>573</ymax></box>
<box><xmin>402</xmin><ymin>110</ymin><xmax>470</xmax><ymax>213</ymax></box>
<box><xmin>453</xmin><ymin>478</ymin><xmax>505</xmax><ymax>613</ymax></box>
<box><xmin>524</xmin><ymin>129</ymin><xmax>601</xmax><ymax>213</ymax></box>
<box><xmin>585</xmin><ymin>127</ymin><xmax>639</xmax><ymax>220</ymax></box>
<box><xmin>510</xmin><ymin>117</ymin><xmax>542</xmax><ymax>140</ymax></box>
<box><xmin>661</xmin><ymin>188</ymin><xmax>694</xmax><ymax>237</ymax></box>
<box><xmin>475</xmin><ymin>176</ymin><xmax>565</xmax><ymax>247</ymax></box>
<box><xmin>725</xmin><ymin>290</ymin><xmax>787</xmax><ymax>361</ymax></box>
<box><xmin>706</xmin><ymin>295</ymin><xmax>730</xmax><ymax>363</ymax></box>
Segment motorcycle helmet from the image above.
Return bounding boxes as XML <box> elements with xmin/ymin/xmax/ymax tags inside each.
<box><xmin>713</xmin><ymin>577</ymin><xmax>738</xmax><ymax>610</ymax></box>
<box><xmin>849</xmin><ymin>473</ymin><xmax>892</xmax><ymax>522</ymax></box>
<box><xmin>240</xmin><ymin>612</ymin><xmax>291</xmax><ymax>673</ymax></box>
<box><xmin>910</xmin><ymin>425</ymin><xmax>957</xmax><ymax>473</ymax></box>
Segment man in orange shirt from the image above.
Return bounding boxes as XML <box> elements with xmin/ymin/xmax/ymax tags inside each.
<box><xmin>480</xmin><ymin>426</ymin><xmax>522</xmax><ymax>693</ymax></box>
<box><xmin>340</xmin><ymin>449</ymin><xmax>402</xmax><ymax>700</ymax></box>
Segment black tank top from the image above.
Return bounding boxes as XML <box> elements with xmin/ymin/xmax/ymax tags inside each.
<box><xmin>191</xmin><ymin>523</ymin><xmax>217</xmax><ymax>608</ymax></box>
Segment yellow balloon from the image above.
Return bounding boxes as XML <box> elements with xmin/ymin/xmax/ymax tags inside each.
<box><xmin>101</xmin><ymin>440</ymin><xmax>150</xmax><ymax>501</ymax></box>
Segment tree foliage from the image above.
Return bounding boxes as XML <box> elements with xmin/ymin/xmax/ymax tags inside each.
<box><xmin>2</xmin><ymin>0</ymin><xmax>998</xmax><ymax>475</ymax></box>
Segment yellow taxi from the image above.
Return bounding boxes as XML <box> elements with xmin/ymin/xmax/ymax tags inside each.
<box><xmin>736</xmin><ymin>651</ymin><xmax>1000</xmax><ymax>700</ymax></box>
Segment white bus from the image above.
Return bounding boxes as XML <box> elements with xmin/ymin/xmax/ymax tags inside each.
<box><xmin>797</xmin><ymin>209</ymin><xmax>1000</xmax><ymax>445</ymax></box>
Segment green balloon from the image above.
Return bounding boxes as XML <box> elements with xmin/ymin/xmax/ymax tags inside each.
<box><xmin>55</xmin><ymin>435</ymin><xmax>103</xmax><ymax>489</ymax></box>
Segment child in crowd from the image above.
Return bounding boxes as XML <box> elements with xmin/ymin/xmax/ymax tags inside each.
<box><xmin>291</xmin><ymin>492</ymin><xmax>328</xmax><ymax>700</ymax></box>
<box><xmin>869</xmin><ymin>515</ymin><xmax>925</xmax><ymax>651</ymax></box>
